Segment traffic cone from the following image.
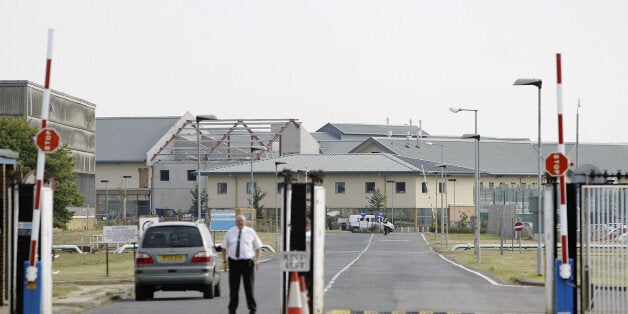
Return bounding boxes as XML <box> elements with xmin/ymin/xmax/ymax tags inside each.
<box><xmin>299</xmin><ymin>275</ymin><xmax>310</xmax><ymax>314</ymax></box>
<box><xmin>287</xmin><ymin>272</ymin><xmax>302</xmax><ymax>314</ymax></box>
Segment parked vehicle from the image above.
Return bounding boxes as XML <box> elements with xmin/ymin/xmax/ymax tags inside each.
<box><xmin>134</xmin><ymin>221</ymin><xmax>221</xmax><ymax>300</ymax></box>
<box><xmin>347</xmin><ymin>214</ymin><xmax>379</xmax><ymax>232</ymax></box>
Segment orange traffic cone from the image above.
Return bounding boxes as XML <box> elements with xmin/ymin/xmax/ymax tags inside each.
<box><xmin>287</xmin><ymin>272</ymin><xmax>303</xmax><ymax>314</ymax></box>
<box><xmin>299</xmin><ymin>275</ymin><xmax>310</xmax><ymax>314</ymax></box>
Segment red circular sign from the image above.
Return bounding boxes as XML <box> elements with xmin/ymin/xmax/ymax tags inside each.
<box><xmin>36</xmin><ymin>128</ymin><xmax>60</xmax><ymax>153</ymax></box>
<box><xmin>545</xmin><ymin>152</ymin><xmax>569</xmax><ymax>177</ymax></box>
<box><xmin>514</xmin><ymin>221</ymin><xmax>524</xmax><ymax>232</ymax></box>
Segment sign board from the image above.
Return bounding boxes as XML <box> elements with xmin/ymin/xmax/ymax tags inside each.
<box><xmin>210</xmin><ymin>209</ymin><xmax>236</xmax><ymax>231</ymax></box>
<box><xmin>361</xmin><ymin>211</ymin><xmax>366</xmax><ymax>218</ymax></box>
<box><xmin>103</xmin><ymin>225</ymin><xmax>138</xmax><ymax>244</ymax></box>
<box><xmin>545</xmin><ymin>152</ymin><xmax>569</xmax><ymax>177</ymax></box>
<box><xmin>35</xmin><ymin>128</ymin><xmax>60</xmax><ymax>153</ymax></box>
<box><xmin>281</xmin><ymin>251</ymin><xmax>310</xmax><ymax>272</ymax></box>
<box><xmin>514</xmin><ymin>221</ymin><xmax>524</xmax><ymax>232</ymax></box>
<box><xmin>139</xmin><ymin>217</ymin><xmax>160</xmax><ymax>233</ymax></box>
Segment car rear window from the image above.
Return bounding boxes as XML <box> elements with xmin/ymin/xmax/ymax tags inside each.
<box><xmin>142</xmin><ymin>225</ymin><xmax>203</xmax><ymax>248</ymax></box>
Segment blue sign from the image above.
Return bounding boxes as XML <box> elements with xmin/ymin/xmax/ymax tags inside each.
<box><xmin>378</xmin><ymin>212</ymin><xmax>384</xmax><ymax>218</ymax></box>
<box><xmin>361</xmin><ymin>211</ymin><xmax>366</xmax><ymax>218</ymax></box>
<box><xmin>210</xmin><ymin>210</ymin><xmax>236</xmax><ymax>231</ymax></box>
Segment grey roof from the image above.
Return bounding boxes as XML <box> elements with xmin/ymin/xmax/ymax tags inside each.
<box><xmin>201</xmin><ymin>153</ymin><xmax>424</xmax><ymax>175</ymax></box>
<box><xmin>317</xmin><ymin>140</ymin><xmax>366</xmax><ymax>154</ymax></box>
<box><xmin>352</xmin><ymin>137</ymin><xmax>539</xmax><ymax>175</ymax></box>
<box><xmin>316</xmin><ymin>123</ymin><xmax>428</xmax><ymax>140</ymax></box>
<box><xmin>541</xmin><ymin>143</ymin><xmax>628</xmax><ymax>173</ymax></box>
<box><xmin>0</xmin><ymin>149</ymin><xmax>19</xmax><ymax>164</ymax></box>
<box><xmin>96</xmin><ymin>117</ymin><xmax>181</xmax><ymax>162</ymax></box>
<box><xmin>396</xmin><ymin>156</ymin><xmax>475</xmax><ymax>175</ymax></box>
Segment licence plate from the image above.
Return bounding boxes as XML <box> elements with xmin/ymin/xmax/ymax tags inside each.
<box><xmin>159</xmin><ymin>254</ymin><xmax>185</xmax><ymax>261</ymax></box>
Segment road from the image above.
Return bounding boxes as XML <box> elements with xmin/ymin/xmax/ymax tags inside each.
<box><xmin>85</xmin><ymin>232</ymin><xmax>545</xmax><ymax>313</ymax></box>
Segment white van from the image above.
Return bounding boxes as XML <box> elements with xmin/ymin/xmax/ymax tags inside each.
<box><xmin>347</xmin><ymin>214</ymin><xmax>378</xmax><ymax>232</ymax></box>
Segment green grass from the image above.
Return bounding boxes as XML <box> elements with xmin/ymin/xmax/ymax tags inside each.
<box><xmin>428</xmin><ymin>232</ymin><xmax>545</xmax><ymax>284</ymax></box>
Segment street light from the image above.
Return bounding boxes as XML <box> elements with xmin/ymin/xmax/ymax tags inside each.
<box><xmin>428</xmin><ymin>142</ymin><xmax>448</xmax><ymax>245</ymax></box>
<box><xmin>250</xmin><ymin>146</ymin><xmax>267</xmax><ymax>227</ymax></box>
<box><xmin>196</xmin><ymin>114</ymin><xmax>218</xmax><ymax>222</ymax></box>
<box><xmin>450</xmin><ymin>106</ymin><xmax>481</xmax><ymax>262</ymax></box>
<box><xmin>100</xmin><ymin>179</ymin><xmax>109</xmax><ymax>224</ymax></box>
<box><xmin>122</xmin><ymin>175</ymin><xmax>132</xmax><ymax>222</ymax></box>
<box><xmin>513</xmin><ymin>78</ymin><xmax>543</xmax><ymax>276</ymax></box>
<box><xmin>275</xmin><ymin>161</ymin><xmax>287</xmax><ymax>252</ymax></box>
<box><xmin>386</xmin><ymin>180</ymin><xmax>395</xmax><ymax>223</ymax></box>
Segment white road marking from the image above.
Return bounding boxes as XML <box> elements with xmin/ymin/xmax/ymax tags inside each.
<box><xmin>324</xmin><ymin>234</ymin><xmax>374</xmax><ymax>293</ymax></box>
<box><xmin>419</xmin><ymin>233</ymin><xmax>531</xmax><ymax>288</ymax></box>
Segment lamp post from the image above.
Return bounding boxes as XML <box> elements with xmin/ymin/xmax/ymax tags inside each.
<box><xmin>450</xmin><ymin>106</ymin><xmax>481</xmax><ymax>262</ymax></box>
<box><xmin>513</xmin><ymin>78</ymin><xmax>543</xmax><ymax>276</ymax></box>
<box><xmin>101</xmin><ymin>179</ymin><xmax>109</xmax><ymax>224</ymax></box>
<box><xmin>275</xmin><ymin>161</ymin><xmax>287</xmax><ymax>252</ymax></box>
<box><xmin>428</xmin><ymin>142</ymin><xmax>448</xmax><ymax>245</ymax></box>
<box><xmin>196</xmin><ymin>114</ymin><xmax>218</xmax><ymax>222</ymax></box>
<box><xmin>250</xmin><ymin>146</ymin><xmax>267</xmax><ymax>227</ymax></box>
<box><xmin>386</xmin><ymin>180</ymin><xmax>395</xmax><ymax>223</ymax></box>
<box><xmin>122</xmin><ymin>175</ymin><xmax>132</xmax><ymax>222</ymax></box>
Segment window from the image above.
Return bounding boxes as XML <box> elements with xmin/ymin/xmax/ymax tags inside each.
<box><xmin>365</xmin><ymin>182</ymin><xmax>375</xmax><ymax>193</ymax></box>
<box><xmin>489</xmin><ymin>182</ymin><xmax>495</xmax><ymax>188</ymax></box>
<box><xmin>217</xmin><ymin>183</ymin><xmax>227</xmax><ymax>194</ymax></box>
<box><xmin>395</xmin><ymin>182</ymin><xmax>406</xmax><ymax>193</ymax></box>
<box><xmin>421</xmin><ymin>182</ymin><xmax>428</xmax><ymax>193</ymax></box>
<box><xmin>438</xmin><ymin>182</ymin><xmax>444</xmax><ymax>193</ymax></box>
<box><xmin>160</xmin><ymin>170</ymin><xmax>170</xmax><ymax>181</ymax></box>
<box><xmin>246</xmin><ymin>182</ymin><xmax>257</xmax><ymax>194</ymax></box>
<box><xmin>335</xmin><ymin>182</ymin><xmax>345</xmax><ymax>194</ymax></box>
<box><xmin>187</xmin><ymin>170</ymin><xmax>196</xmax><ymax>181</ymax></box>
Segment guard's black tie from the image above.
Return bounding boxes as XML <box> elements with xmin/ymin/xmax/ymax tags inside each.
<box><xmin>235</xmin><ymin>230</ymin><xmax>241</xmax><ymax>259</ymax></box>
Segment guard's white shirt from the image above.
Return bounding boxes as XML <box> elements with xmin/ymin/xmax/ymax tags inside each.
<box><xmin>221</xmin><ymin>226</ymin><xmax>262</xmax><ymax>260</ymax></box>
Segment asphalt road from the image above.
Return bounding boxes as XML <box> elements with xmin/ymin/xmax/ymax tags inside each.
<box><xmin>85</xmin><ymin>231</ymin><xmax>545</xmax><ymax>313</ymax></box>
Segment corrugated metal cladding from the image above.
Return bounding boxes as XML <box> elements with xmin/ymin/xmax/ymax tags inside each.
<box><xmin>77</xmin><ymin>173</ymin><xmax>95</xmax><ymax>207</ymax></box>
<box><xmin>0</xmin><ymin>82</ymin><xmax>27</xmax><ymax>115</ymax></box>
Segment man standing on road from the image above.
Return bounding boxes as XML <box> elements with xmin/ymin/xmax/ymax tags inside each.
<box><xmin>221</xmin><ymin>214</ymin><xmax>263</xmax><ymax>314</ymax></box>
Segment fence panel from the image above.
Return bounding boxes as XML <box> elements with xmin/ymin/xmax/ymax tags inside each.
<box><xmin>582</xmin><ymin>185</ymin><xmax>628</xmax><ymax>313</ymax></box>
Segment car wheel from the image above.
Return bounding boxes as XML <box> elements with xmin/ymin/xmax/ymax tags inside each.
<box><xmin>203</xmin><ymin>284</ymin><xmax>214</xmax><ymax>299</ymax></box>
<box><xmin>135</xmin><ymin>284</ymin><xmax>147</xmax><ymax>301</ymax></box>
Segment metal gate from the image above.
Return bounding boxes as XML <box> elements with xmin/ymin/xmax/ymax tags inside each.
<box><xmin>581</xmin><ymin>185</ymin><xmax>628</xmax><ymax>313</ymax></box>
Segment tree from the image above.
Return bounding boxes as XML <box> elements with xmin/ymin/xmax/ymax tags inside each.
<box><xmin>248</xmin><ymin>185</ymin><xmax>267</xmax><ymax>220</ymax></box>
<box><xmin>0</xmin><ymin>116</ymin><xmax>85</xmax><ymax>228</ymax></box>
<box><xmin>365</xmin><ymin>188</ymin><xmax>386</xmax><ymax>214</ymax></box>
<box><xmin>189</xmin><ymin>184</ymin><xmax>208</xmax><ymax>218</ymax></box>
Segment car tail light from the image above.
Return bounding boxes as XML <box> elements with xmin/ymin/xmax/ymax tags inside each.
<box><xmin>136</xmin><ymin>252</ymin><xmax>154</xmax><ymax>264</ymax></box>
<box><xmin>191</xmin><ymin>251</ymin><xmax>211</xmax><ymax>263</ymax></box>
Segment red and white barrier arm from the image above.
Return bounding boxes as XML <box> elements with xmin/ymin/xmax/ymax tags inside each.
<box><xmin>26</xmin><ymin>29</ymin><xmax>54</xmax><ymax>285</ymax></box>
<box><xmin>556</xmin><ymin>53</ymin><xmax>571</xmax><ymax>280</ymax></box>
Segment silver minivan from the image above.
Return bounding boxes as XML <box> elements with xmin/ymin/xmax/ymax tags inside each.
<box><xmin>134</xmin><ymin>221</ymin><xmax>221</xmax><ymax>300</ymax></box>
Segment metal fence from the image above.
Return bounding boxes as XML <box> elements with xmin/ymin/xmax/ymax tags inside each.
<box><xmin>581</xmin><ymin>185</ymin><xmax>628</xmax><ymax>313</ymax></box>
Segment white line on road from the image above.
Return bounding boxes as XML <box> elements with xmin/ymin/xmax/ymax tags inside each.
<box><xmin>323</xmin><ymin>234</ymin><xmax>374</xmax><ymax>293</ymax></box>
<box><xmin>420</xmin><ymin>233</ymin><xmax>531</xmax><ymax>288</ymax></box>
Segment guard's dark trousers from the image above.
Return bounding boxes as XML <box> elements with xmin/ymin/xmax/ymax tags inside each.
<box><xmin>228</xmin><ymin>258</ymin><xmax>256</xmax><ymax>314</ymax></box>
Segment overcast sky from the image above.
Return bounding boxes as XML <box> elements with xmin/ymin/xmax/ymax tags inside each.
<box><xmin>2</xmin><ymin>1</ymin><xmax>627</xmax><ymax>143</ymax></box>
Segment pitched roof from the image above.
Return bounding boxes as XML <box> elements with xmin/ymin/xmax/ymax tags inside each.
<box><xmin>316</xmin><ymin>123</ymin><xmax>428</xmax><ymax>139</ymax></box>
<box><xmin>201</xmin><ymin>153</ymin><xmax>424</xmax><ymax>175</ymax></box>
<box><xmin>352</xmin><ymin>137</ymin><xmax>539</xmax><ymax>175</ymax></box>
<box><xmin>541</xmin><ymin>143</ymin><xmax>628</xmax><ymax>173</ymax></box>
<box><xmin>96</xmin><ymin>116</ymin><xmax>181</xmax><ymax>162</ymax></box>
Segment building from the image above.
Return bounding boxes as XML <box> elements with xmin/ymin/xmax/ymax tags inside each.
<box><xmin>0</xmin><ymin>80</ymin><xmax>96</xmax><ymax>207</ymax></box>
<box><xmin>0</xmin><ymin>149</ymin><xmax>18</xmax><ymax>305</ymax></box>
<box><xmin>95</xmin><ymin>114</ymin><xmax>319</xmax><ymax>221</ymax></box>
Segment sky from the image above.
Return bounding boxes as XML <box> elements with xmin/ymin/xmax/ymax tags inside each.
<box><xmin>2</xmin><ymin>1</ymin><xmax>627</xmax><ymax>143</ymax></box>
